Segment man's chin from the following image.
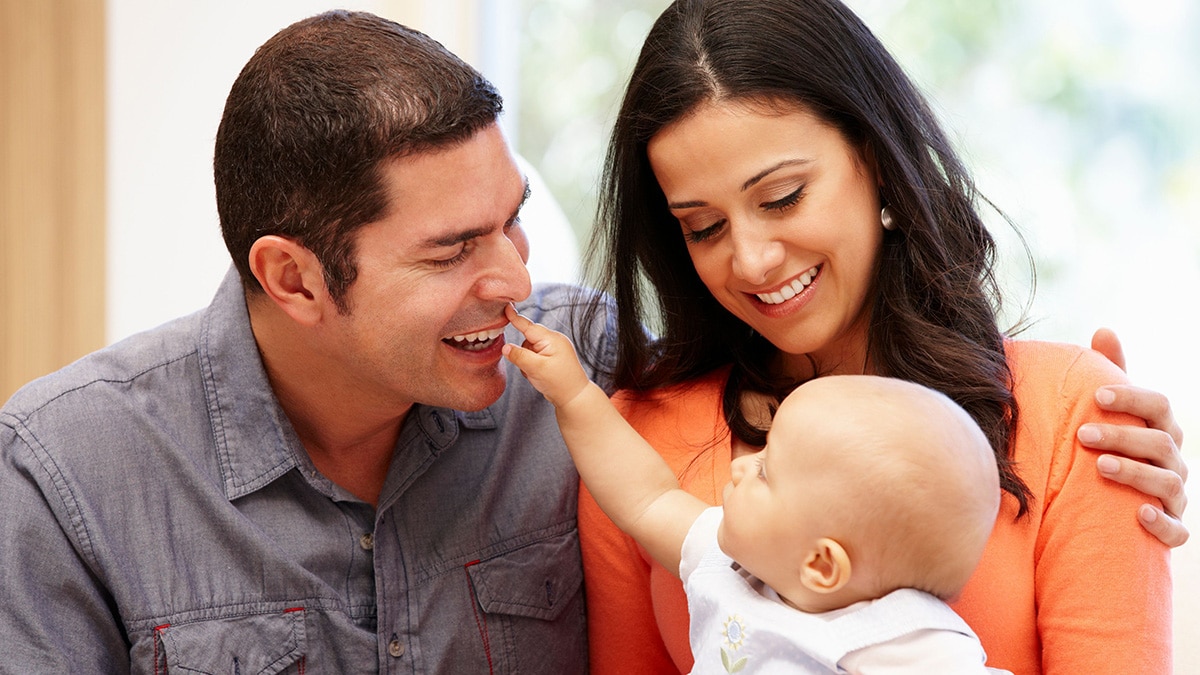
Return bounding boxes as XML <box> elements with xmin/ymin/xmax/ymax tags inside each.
<box><xmin>441</xmin><ymin>370</ymin><xmax>508</xmax><ymax>412</ymax></box>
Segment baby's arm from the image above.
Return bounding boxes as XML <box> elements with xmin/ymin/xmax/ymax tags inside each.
<box><xmin>503</xmin><ymin>305</ymin><xmax>705</xmax><ymax>575</ymax></box>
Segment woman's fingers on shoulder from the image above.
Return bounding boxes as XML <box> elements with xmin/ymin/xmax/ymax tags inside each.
<box><xmin>1095</xmin><ymin>384</ymin><xmax>1184</xmax><ymax>447</ymax></box>
<box><xmin>1097</xmin><ymin>452</ymin><xmax>1187</xmax><ymax>516</ymax></box>
<box><xmin>1138</xmin><ymin>503</ymin><xmax>1190</xmax><ymax>548</ymax></box>
<box><xmin>1080</xmin><ymin>422</ymin><xmax>1184</xmax><ymax>478</ymax></box>
<box><xmin>1090</xmin><ymin>327</ymin><xmax>1126</xmax><ymax>372</ymax></box>
<box><xmin>1097</xmin><ymin>453</ymin><xmax>1190</xmax><ymax>548</ymax></box>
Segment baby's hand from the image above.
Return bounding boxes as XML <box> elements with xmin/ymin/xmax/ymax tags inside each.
<box><xmin>503</xmin><ymin>304</ymin><xmax>592</xmax><ymax>409</ymax></box>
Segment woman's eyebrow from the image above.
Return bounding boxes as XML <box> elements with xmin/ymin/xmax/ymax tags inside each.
<box><xmin>666</xmin><ymin>159</ymin><xmax>814</xmax><ymax>210</ymax></box>
<box><xmin>741</xmin><ymin>158</ymin><xmax>813</xmax><ymax>191</ymax></box>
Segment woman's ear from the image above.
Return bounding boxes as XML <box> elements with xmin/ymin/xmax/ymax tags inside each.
<box><xmin>800</xmin><ymin>537</ymin><xmax>852</xmax><ymax>593</ymax></box>
<box><xmin>862</xmin><ymin>141</ymin><xmax>884</xmax><ymax>190</ymax></box>
<box><xmin>248</xmin><ymin>235</ymin><xmax>330</xmax><ymax>326</ymax></box>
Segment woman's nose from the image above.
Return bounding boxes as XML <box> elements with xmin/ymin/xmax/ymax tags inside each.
<box><xmin>729</xmin><ymin>223</ymin><xmax>785</xmax><ymax>285</ymax></box>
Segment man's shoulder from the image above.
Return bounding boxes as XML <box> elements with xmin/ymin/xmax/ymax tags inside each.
<box><xmin>2</xmin><ymin>311</ymin><xmax>203</xmax><ymax>420</ymax></box>
<box><xmin>515</xmin><ymin>283</ymin><xmax>604</xmax><ymax>320</ymax></box>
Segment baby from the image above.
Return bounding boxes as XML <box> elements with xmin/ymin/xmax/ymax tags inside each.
<box><xmin>503</xmin><ymin>305</ymin><xmax>1010</xmax><ymax>674</ymax></box>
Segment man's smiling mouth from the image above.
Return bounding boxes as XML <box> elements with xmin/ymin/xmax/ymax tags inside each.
<box><xmin>443</xmin><ymin>326</ymin><xmax>505</xmax><ymax>351</ymax></box>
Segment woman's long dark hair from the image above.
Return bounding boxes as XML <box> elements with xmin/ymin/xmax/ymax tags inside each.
<box><xmin>583</xmin><ymin>0</ymin><xmax>1032</xmax><ymax>512</ymax></box>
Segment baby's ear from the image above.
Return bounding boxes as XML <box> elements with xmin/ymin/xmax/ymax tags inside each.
<box><xmin>800</xmin><ymin>538</ymin><xmax>851</xmax><ymax>593</ymax></box>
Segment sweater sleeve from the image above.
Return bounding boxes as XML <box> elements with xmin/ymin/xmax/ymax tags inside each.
<box><xmin>578</xmin><ymin>481</ymin><xmax>681</xmax><ymax>674</ymax></box>
<box><xmin>1025</xmin><ymin>345</ymin><xmax>1172</xmax><ymax>673</ymax></box>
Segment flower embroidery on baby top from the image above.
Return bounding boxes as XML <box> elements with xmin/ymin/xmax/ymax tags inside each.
<box><xmin>720</xmin><ymin>614</ymin><xmax>748</xmax><ymax>672</ymax></box>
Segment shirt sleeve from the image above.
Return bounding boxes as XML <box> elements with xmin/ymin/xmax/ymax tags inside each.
<box><xmin>679</xmin><ymin>506</ymin><xmax>723</xmax><ymax>583</ymax></box>
<box><xmin>0</xmin><ymin>422</ymin><xmax>131</xmax><ymax>671</ymax></box>
<box><xmin>1031</xmin><ymin>347</ymin><xmax>1173</xmax><ymax>673</ymax></box>
<box><xmin>578</xmin><ymin>481</ymin><xmax>682</xmax><ymax>674</ymax></box>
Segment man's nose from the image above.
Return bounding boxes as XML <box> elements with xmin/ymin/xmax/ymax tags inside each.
<box><xmin>476</xmin><ymin>232</ymin><xmax>532</xmax><ymax>303</ymax></box>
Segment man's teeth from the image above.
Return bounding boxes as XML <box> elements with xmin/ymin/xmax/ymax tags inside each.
<box><xmin>448</xmin><ymin>327</ymin><xmax>505</xmax><ymax>350</ymax></box>
<box><xmin>756</xmin><ymin>266</ymin><xmax>820</xmax><ymax>305</ymax></box>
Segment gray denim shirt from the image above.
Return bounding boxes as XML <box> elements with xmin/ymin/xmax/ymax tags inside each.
<box><xmin>0</xmin><ymin>268</ymin><xmax>615</xmax><ymax>674</ymax></box>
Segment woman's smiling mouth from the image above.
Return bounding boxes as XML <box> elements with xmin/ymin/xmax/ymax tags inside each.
<box><xmin>754</xmin><ymin>265</ymin><xmax>820</xmax><ymax>305</ymax></box>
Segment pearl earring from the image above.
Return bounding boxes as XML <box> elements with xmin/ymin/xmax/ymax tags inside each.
<box><xmin>881</xmin><ymin>205</ymin><xmax>897</xmax><ymax>231</ymax></box>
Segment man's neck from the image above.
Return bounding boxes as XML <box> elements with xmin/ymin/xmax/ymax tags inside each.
<box><xmin>248</xmin><ymin>299</ymin><xmax>411</xmax><ymax>507</ymax></box>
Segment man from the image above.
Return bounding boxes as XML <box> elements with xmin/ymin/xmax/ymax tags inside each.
<box><xmin>0</xmin><ymin>11</ymin><xmax>609</xmax><ymax>672</ymax></box>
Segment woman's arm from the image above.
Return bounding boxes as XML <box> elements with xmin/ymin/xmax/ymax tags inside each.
<box><xmin>1037</xmin><ymin>347</ymin><xmax>1172</xmax><ymax>673</ymax></box>
<box><xmin>1085</xmin><ymin>328</ymin><xmax>1188</xmax><ymax>547</ymax></box>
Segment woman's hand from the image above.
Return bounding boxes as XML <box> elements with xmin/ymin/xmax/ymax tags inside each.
<box><xmin>1081</xmin><ymin>328</ymin><xmax>1188</xmax><ymax>547</ymax></box>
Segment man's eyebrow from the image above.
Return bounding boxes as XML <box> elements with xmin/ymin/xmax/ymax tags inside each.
<box><xmin>420</xmin><ymin>179</ymin><xmax>532</xmax><ymax>248</ymax></box>
<box><xmin>423</xmin><ymin>226</ymin><xmax>492</xmax><ymax>248</ymax></box>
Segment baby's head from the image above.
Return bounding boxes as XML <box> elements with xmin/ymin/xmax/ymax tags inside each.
<box><xmin>717</xmin><ymin>375</ymin><xmax>1000</xmax><ymax>613</ymax></box>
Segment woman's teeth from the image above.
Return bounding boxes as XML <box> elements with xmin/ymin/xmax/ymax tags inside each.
<box><xmin>756</xmin><ymin>266</ymin><xmax>820</xmax><ymax>305</ymax></box>
<box><xmin>446</xmin><ymin>327</ymin><xmax>505</xmax><ymax>351</ymax></box>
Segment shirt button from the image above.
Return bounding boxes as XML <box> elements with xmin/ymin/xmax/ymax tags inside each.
<box><xmin>388</xmin><ymin>638</ymin><xmax>405</xmax><ymax>657</ymax></box>
<box><xmin>359</xmin><ymin>533</ymin><xmax>375</xmax><ymax>551</ymax></box>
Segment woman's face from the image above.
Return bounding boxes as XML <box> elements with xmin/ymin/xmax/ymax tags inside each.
<box><xmin>647</xmin><ymin>99</ymin><xmax>883</xmax><ymax>376</ymax></box>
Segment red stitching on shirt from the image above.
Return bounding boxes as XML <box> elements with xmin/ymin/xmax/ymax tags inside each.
<box><xmin>464</xmin><ymin>560</ymin><xmax>494</xmax><ymax>675</ymax></box>
<box><xmin>284</xmin><ymin>607</ymin><xmax>306</xmax><ymax>673</ymax></box>
<box><xmin>152</xmin><ymin>623</ymin><xmax>170</xmax><ymax>675</ymax></box>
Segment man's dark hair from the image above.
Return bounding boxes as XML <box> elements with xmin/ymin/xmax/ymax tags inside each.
<box><xmin>214</xmin><ymin>10</ymin><xmax>502</xmax><ymax>310</ymax></box>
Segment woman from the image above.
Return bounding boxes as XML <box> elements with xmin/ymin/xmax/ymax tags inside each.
<box><xmin>577</xmin><ymin>0</ymin><xmax>1185</xmax><ymax>673</ymax></box>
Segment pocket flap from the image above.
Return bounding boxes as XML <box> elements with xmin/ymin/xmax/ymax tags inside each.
<box><xmin>466</xmin><ymin>531</ymin><xmax>584</xmax><ymax>621</ymax></box>
<box><xmin>157</xmin><ymin>609</ymin><xmax>306</xmax><ymax>675</ymax></box>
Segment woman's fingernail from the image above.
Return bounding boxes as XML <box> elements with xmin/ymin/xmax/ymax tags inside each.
<box><xmin>1139</xmin><ymin>504</ymin><xmax>1158</xmax><ymax>524</ymax></box>
<box><xmin>1078</xmin><ymin>425</ymin><xmax>1103</xmax><ymax>444</ymax></box>
<box><xmin>1097</xmin><ymin>455</ymin><xmax>1120</xmax><ymax>475</ymax></box>
<box><xmin>1096</xmin><ymin>388</ymin><xmax>1116</xmax><ymax>406</ymax></box>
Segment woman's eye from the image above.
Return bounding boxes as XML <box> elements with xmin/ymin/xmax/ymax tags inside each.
<box><xmin>761</xmin><ymin>186</ymin><xmax>803</xmax><ymax>212</ymax></box>
<box><xmin>684</xmin><ymin>218</ymin><xmax>726</xmax><ymax>244</ymax></box>
<box><xmin>756</xmin><ymin>456</ymin><xmax>766</xmax><ymax>480</ymax></box>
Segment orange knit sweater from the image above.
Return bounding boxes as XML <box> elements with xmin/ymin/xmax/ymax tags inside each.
<box><xmin>578</xmin><ymin>340</ymin><xmax>1172</xmax><ymax>674</ymax></box>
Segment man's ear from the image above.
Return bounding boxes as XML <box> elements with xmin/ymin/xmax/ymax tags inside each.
<box><xmin>800</xmin><ymin>537</ymin><xmax>852</xmax><ymax>593</ymax></box>
<box><xmin>248</xmin><ymin>235</ymin><xmax>329</xmax><ymax>326</ymax></box>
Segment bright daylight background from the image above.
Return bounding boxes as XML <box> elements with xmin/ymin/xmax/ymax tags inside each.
<box><xmin>107</xmin><ymin>0</ymin><xmax>1196</xmax><ymax>669</ymax></box>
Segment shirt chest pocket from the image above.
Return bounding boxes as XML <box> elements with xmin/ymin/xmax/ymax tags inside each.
<box><xmin>154</xmin><ymin>609</ymin><xmax>306</xmax><ymax>675</ymax></box>
<box><xmin>460</xmin><ymin>531</ymin><xmax>588</xmax><ymax>673</ymax></box>
<box><xmin>465</xmin><ymin>532</ymin><xmax>583</xmax><ymax>621</ymax></box>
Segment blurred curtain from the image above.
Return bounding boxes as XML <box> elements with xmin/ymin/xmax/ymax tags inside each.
<box><xmin>0</xmin><ymin>0</ymin><xmax>106</xmax><ymax>402</ymax></box>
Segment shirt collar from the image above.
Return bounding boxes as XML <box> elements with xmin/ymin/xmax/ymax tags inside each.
<box><xmin>199</xmin><ymin>268</ymin><xmax>303</xmax><ymax>501</ymax></box>
<box><xmin>197</xmin><ymin>267</ymin><xmax>502</xmax><ymax>503</ymax></box>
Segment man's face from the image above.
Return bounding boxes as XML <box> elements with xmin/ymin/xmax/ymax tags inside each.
<box><xmin>323</xmin><ymin>124</ymin><xmax>532</xmax><ymax>413</ymax></box>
